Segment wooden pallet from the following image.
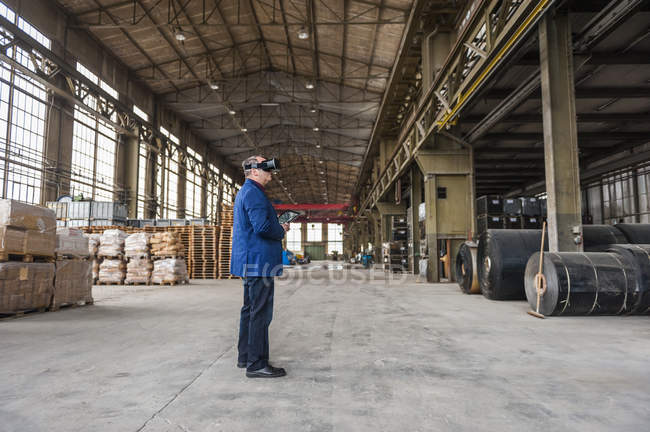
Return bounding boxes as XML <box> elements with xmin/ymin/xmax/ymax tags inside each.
<box><xmin>0</xmin><ymin>253</ymin><xmax>55</xmax><ymax>263</ymax></box>
<box><xmin>95</xmin><ymin>280</ymin><xmax>125</xmax><ymax>285</ymax></box>
<box><xmin>55</xmin><ymin>254</ymin><xmax>90</xmax><ymax>260</ymax></box>
<box><xmin>150</xmin><ymin>279</ymin><xmax>189</xmax><ymax>286</ymax></box>
<box><xmin>97</xmin><ymin>254</ymin><xmax>124</xmax><ymax>260</ymax></box>
<box><xmin>0</xmin><ymin>306</ymin><xmax>48</xmax><ymax>320</ymax></box>
<box><xmin>151</xmin><ymin>254</ymin><xmax>185</xmax><ymax>260</ymax></box>
<box><xmin>50</xmin><ymin>299</ymin><xmax>94</xmax><ymax>312</ymax></box>
<box><xmin>190</xmin><ymin>226</ymin><xmax>219</xmax><ymax>279</ymax></box>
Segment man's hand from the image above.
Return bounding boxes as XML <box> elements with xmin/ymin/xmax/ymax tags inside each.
<box><xmin>282</xmin><ymin>223</ymin><xmax>290</xmax><ymax>232</ymax></box>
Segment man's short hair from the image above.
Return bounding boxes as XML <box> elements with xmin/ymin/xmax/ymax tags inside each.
<box><xmin>242</xmin><ymin>155</ymin><xmax>263</xmax><ymax>177</ymax></box>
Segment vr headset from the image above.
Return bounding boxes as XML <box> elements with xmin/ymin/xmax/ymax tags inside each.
<box><xmin>244</xmin><ymin>158</ymin><xmax>280</xmax><ymax>172</ymax></box>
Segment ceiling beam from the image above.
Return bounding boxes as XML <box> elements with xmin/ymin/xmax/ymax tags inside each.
<box><xmin>463</xmin><ymin>112</ymin><xmax>650</xmax><ymax>124</ymax></box>
<box><xmin>479</xmin><ymin>132</ymin><xmax>650</xmax><ymax>142</ymax></box>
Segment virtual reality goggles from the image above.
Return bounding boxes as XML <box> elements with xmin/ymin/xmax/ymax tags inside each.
<box><xmin>244</xmin><ymin>158</ymin><xmax>280</xmax><ymax>172</ymax></box>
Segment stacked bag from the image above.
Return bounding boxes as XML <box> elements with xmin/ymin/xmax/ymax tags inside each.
<box><xmin>150</xmin><ymin>232</ymin><xmax>184</xmax><ymax>257</ymax></box>
<box><xmin>151</xmin><ymin>258</ymin><xmax>189</xmax><ymax>284</ymax></box>
<box><xmin>125</xmin><ymin>233</ymin><xmax>152</xmax><ymax>284</ymax></box>
<box><xmin>85</xmin><ymin>233</ymin><xmax>101</xmax><ymax>282</ymax></box>
<box><xmin>98</xmin><ymin>229</ymin><xmax>126</xmax><ymax>284</ymax></box>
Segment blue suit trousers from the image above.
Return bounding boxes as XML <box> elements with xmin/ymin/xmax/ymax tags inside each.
<box><xmin>237</xmin><ymin>276</ymin><xmax>274</xmax><ymax>371</ymax></box>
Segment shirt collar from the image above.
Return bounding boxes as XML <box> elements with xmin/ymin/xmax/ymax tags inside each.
<box><xmin>247</xmin><ymin>178</ymin><xmax>265</xmax><ymax>192</ymax></box>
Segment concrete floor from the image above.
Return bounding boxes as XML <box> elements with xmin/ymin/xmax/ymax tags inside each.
<box><xmin>1</xmin><ymin>262</ymin><xmax>649</xmax><ymax>432</ymax></box>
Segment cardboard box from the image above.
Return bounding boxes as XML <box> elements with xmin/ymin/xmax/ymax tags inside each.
<box><xmin>56</xmin><ymin>228</ymin><xmax>89</xmax><ymax>257</ymax></box>
<box><xmin>0</xmin><ymin>199</ymin><xmax>56</xmax><ymax>233</ymax></box>
<box><xmin>0</xmin><ymin>226</ymin><xmax>55</xmax><ymax>257</ymax></box>
<box><xmin>0</xmin><ymin>263</ymin><xmax>54</xmax><ymax>313</ymax></box>
<box><xmin>52</xmin><ymin>259</ymin><xmax>93</xmax><ymax>309</ymax></box>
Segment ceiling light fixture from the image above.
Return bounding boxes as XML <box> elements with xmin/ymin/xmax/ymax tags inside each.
<box><xmin>175</xmin><ymin>30</ymin><xmax>186</xmax><ymax>41</ymax></box>
<box><xmin>313</xmin><ymin>127</ymin><xmax>319</xmax><ymax>132</ymax></box>
<box><xmin>209</xmin><ymin>81</ymin><xmax>219</xmax><ymax>90</ymax></box>
<box><xmin>316</xmin><ymin>144</ymin><xmax>321</xmax><ymax>148</ymax></box>
<box><xmin>241</xmin><ymin>128</ymin><xmax>248</xmax><ymax>132</ymax></box>
<box><xmin>261</xmin><ymin>102</ymin><xmax>279</xmax><ymax>106</ymax></box>
<box><xmin>319</xmin><ymin>160</ymin><xmax>323</xmax><ymax>164</ymax></box>
<box><xmin>310</xmin><ymin>106</ymin><xmax>317</xmax><ymax>113</ymax></box>
<box><xmin>298</xmin><ymin>27</ymin><xmax>309</xmax><ymax>40</ymax></box>
<box><xmin>305</xmin><ymin>82</ymin><xmax>314</xmax><ymax>90</ymax></box>
<box><xmin>228</xmin><ymin>109</ymin><xmax>236</xmax><ymax>115</ymax></box>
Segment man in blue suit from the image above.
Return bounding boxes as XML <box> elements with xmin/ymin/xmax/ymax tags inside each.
<box><xmin>231</xmin><ymin>155</ymin><xmax>289</xmax><ymax>378</ymax></box>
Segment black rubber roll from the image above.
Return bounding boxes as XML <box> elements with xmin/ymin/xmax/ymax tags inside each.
<box><xmin>613</xmin><ymin>224</ymin><xmax>650</xmax><ymax>244</ymax></box>
<box><xmin>524</xmin><ymin>251</ymin><xmax>637</xmax><ymax>316</ymax></box>
<box><xmin>477</xmin><ymin>229</ymin><xmax>547</xmax><ymax>300</ymax></box>
<box><xmin>455</xmin><ymin>241</ymin><xmax>480</xmax><ymax>294</ymax></box>
<box><xmin>582</xmin><ymin>225</ymin><xmax>627</xmax><ymax>251</ymax></box>
<box><xmin>607</xmin><ymin>244</ymin><xmax>650</xmax><ymax>314</ymax></box>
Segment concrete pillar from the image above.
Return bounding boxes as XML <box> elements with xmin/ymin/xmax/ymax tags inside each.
<box><xmin>144</xmin><ymin>139</ymin><xmax>158</xmax><ymax>218</ymax></box>
<box><xmin>120</xmin><ymin>133</ymin><xmax>139</xmax><ymax>217</ymax></box>
<box><xmin>422</xmin><ymin>30</ymin><xmax>452</xmax><ymax>91</ymax></box>
<box><xmin>539</xmin><ymin>9</ymin><xmax>582</xmax><ymax>252</ymax></box>
<box><xmin>409</xmin><ymin>165</ymin><xmax>423</xmax><ymax>274</ymax></box>
<box><xmin>369</xmin><ymin>209</ymin><xmax>382</xmax><ymax>261</ymax></box>
<box><xmin>42</xmin><ymin>77</ymin><xmax>74</xmax><ymax>202</ymax></box>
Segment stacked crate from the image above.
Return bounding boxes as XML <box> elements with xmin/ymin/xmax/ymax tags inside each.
<box><xmin>476</xmin><ymin>195</ymin><xmax>504</xmax><ymax>234</ymax></box>
<box><xmin>520</xmin><ymin>197</ymin><xmax>542</xmax><ymax>229</ymax></box>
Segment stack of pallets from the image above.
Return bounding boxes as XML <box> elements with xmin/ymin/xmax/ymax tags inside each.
<box><xmin>81</xmin><ymin>225</ymin><xmax>137</xmax><ymax>235</ymax></box>
<box><xmin>218</xmin><ymin>205</ymin><xmax>235</xmax><ymax>278</ymax></box>
<box><xmin>190</xmin><ymin>226</ymin><xmax>219</xmax><ymax>279</ymax></box>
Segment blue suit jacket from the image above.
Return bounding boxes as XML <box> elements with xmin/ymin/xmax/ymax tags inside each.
<box><xmin>230</xmin><ymin>179</ymin><xmax>285</xmax><ymax>277</ymax></box>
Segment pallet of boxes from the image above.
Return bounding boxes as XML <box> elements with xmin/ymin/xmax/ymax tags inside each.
<box><xmin>53</xmin><ymin>228</ymin><xmax>93</xmax><ymax>311</ymax></box>
<box><xmin>97</xmin><ymin>229</ymin><xmax>127</xmax><ymax>285</ymax></box>
<box><xmin>0</xmin><ymin>199</ymin><xmax>57</xmax><ymax>317</ymax></box>
<box><xmin>124</xmin><ymin>232</ymin><xmax>152</xmax><ymax>285</ymax></box>
<box><xmin>150</xmin><ymin>231</ymin><xmax>189</xmax><ymax>285</ymax></box>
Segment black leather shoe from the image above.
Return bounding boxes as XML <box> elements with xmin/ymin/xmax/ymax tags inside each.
<box><xmin>237</xmin><ymin>362</ymin><xmax>246</xmax><ymax>368</ymax></box>
<box><xmin>246</xmin><ymin>365</ymin><xmax>287</xmax><ymax>378</ymax></box>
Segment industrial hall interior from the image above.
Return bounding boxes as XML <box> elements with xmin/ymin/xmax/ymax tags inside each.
<box><xmin>1</xmin><ymin>0</ymin><xmax>650</xmax><ymax>430</ymax></box>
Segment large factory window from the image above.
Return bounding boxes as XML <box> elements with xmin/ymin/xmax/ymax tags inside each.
<box><xmin>327</xmin><ymin>224</ymin><xmax>343</xmax><ymax>254</ymax></box>
<box><xmin>185</xmin><ymin>147</ymin><xmax>202</xmax><ymax>218</ymax></box>
<box><xmin>137</xmin><ymin>141</ymin><xmax>147</xmax><ymax>218</ymax></box>
<box><xmin>70</xmin><ymin>62</ymin><xmax>118</xmax><ymax>201</ymax></box>
<box><xmin>307</xmin><ymin>223</ymin><xmax>322</xmax><ymax>242</ymax></box>
<box><xmin>206</xmin><ymin>162</ymin><xmax>219</xmax><ymax>222</ymax></box>
<box><xmin>158</xmin><ymin>126</ymin><xmax>180</xmax><ymax>218</ymax></box>
<box><xmin>0</xmin><ymin>5</ymin><xmax>50</xmax><ymax>204</ymax></box>
<box><xmin>286</xmin><ymin>223</ymin><xmax>302</xmax><ymax>252</ymax></box>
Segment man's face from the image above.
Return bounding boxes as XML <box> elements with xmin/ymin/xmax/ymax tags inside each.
<box><xmin>252</xmin><ymin>156</ymin><xmax>272</xmax><ymax>185</ymax></box>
